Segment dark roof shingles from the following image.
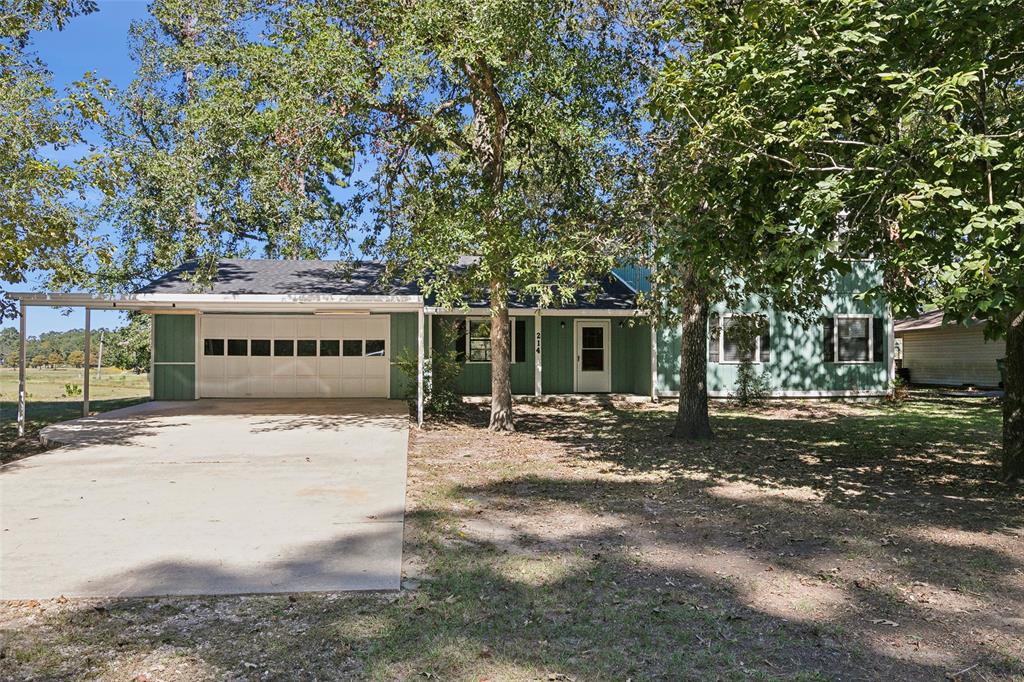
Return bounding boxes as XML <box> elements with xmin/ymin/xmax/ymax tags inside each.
<box><xmin>136</xmin><ymin>259</ymin><xmax>638</xmax><ymax>310</ymax></box>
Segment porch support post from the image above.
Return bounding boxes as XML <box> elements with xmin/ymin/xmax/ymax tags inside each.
<box><xmin>650</xmin><ymin>318</ymin><xmax>658</xmax><ymax>402</ymax></box>
<box><xmin>83</xmin><ymin>307</ymin><xmax>91</xmax><ymax>417</ymax></box>
<box><xmin>534</xmin><ymin>310</ymin><xmax>542</xmax><ymax>397</ymax></box>
<box><xmin>887</xmin><ymin>304</ymin><xmax>895</xmax><ymax>394</ymax></box>
<box><xmin>17</xmin><ymin>301</ymin><xmax>27</xmax><ymax>437</ymax></box>
<box><xmin>416</xmin><ymin>307</ymin><xmax>424</xmax><ymax>427</ymax></box>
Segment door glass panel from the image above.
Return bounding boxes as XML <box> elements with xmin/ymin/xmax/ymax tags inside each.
<box><xmin>343</xmin><ymin>340</ymin><xmax>363</xmax><ymax>357</ymax></box>
<box><xmin>581</xmin><ymin>326</ymin><xmax>604</xmax><ymax>349</ymax></box>
<box><xmin>250</xmin><ymin>339</ymin><xmax>271</xmax><ymax>356</ymax></box>
<box><xmin>204</xmin><ymin>338</ymin><xmax>225</xmax><ymax>356</ymax></box>
<box><xmin>365</xmin><ymin>339</ymin><xmax>386</xmax><ymax>357</ymax></box>
<box><xmin>319</xmin><ymin>340</ymin><xmax>340</xmax><ymax>357</ymax></box>
<box><xmin>274</xmin><ymin>339</ymin><xmax>294</xmax><ymax>356</ymax></box>
<box><xmin>581</xmin><ymin>348</ymin><xmax>604</xmax><ymax>371</ymax></box>
<box><xmin>228</xmin><ymin>339</ymin><xmax>248</xmax><ymax>356</ymax></box>
<box><xmin>296</xmin><ymin>339</ymin><xmax>317</xmax><ymax>356</ymax></box>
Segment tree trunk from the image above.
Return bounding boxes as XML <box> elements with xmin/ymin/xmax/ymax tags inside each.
<box><xmin>672</xmin><ymin>276</ymin><xmax>713</xmax><ymax>440</ymax></box>
<box><xmin>1003</xmin><ymin>306</ymin><xmax>1024</xmax><ymax>482</ymax></box>
<box><xmin>489</xmin><ymin>279</ymin><xmax>514</xmax><ymax>431</ymax></box>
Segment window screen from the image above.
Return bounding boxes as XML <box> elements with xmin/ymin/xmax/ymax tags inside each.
<box><xmin>837</xmin><ymin>317</ymin><xmax>870</xmax><ymax>362</ymax></box>
<box><xmin>580</xmin><ymin>325</ymin><xmax>604</xmax><ymax>372</ymax></box>
<box><xmin>468</xmin><ymin>319</ymin><xmax>491</xmax><ymax>362</ymax></box>
<box><xmin>365</xmin><ymin>339</ymin><xmax>386</xmax><ymax>357</ymax></box>
<box><xmin>296</xmin><ymin>339</ymin><xmax>317</xmax><ymax>356</ymax></box>
<box><xmin>227</xmin><ymin>339</ymin><xmax>248</xmax><ymax>356</ymax></box>
<box><xmin>250</xmin><ymin>339</ymin><xmax>271</xmax><ymax>356</ymax></box>
<box><xmin>721</xmin><ymin>318</ymin><xmax>756</xmax><ymax>363</ymax></box>
<box><xmin>204</xmin><ymin>339</ymin><xmax>225</xmax><ymax>356</ymax></box>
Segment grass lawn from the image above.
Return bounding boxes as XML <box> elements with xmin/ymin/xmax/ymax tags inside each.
<box><xmin>1</xmin><ymin>397</ymin><xmax>1022</xmax><ymax>680</ymax></box>
<box><xmin>0</xmin><ymin>367</ymin><xmax>150</xmax><ymax>461</ymax></box>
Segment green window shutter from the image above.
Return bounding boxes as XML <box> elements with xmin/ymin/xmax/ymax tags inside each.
<box><xmin>872</xmin><ymin>316</ymin><xmax>884</xmax><ymax>363</ymax></box>
<box><xmin>823</xmin><ymin>316</ymin><xmax>835</xmax><ymax>362</ymax></box>
<box><xmin>708</xmin><ymin>316</ymin><xmax>721</xmax><ymax>363</ymax></box>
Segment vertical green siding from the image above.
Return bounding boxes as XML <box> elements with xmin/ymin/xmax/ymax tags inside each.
<box><xmin>654</xmin><ymin>272</ymin><xmax>891</xmax><ymax>396</ymax></box>
<box><xmin>153</xmin><ymin>364</ymin><xmax>195</xmax><ymax>400</ymax></box>
<box><xmin>152</xmin><ymin>314</ymin><xmax>195</xmax><ymax>400</ymax></box>
<box><xmin>611</xmin><ymin>321</ymin><xmax>651</xmax><ymax>394</ymax></box>
<box><xmin>431</xmin><ymin>314</ymin><xmax>535</xmax><ymax>395</ymax></box>
<box><xmin>389</xmin><ymin>312</ymin><xmax>418</xmax><ymax>399</ymax></box>
<box><xmin>541</xmin><ymin>317</ymin><xmax>574</xmax><ymax>393</ymax></box>
<box><xmin>153</xmin><ymin>315</ymin><xmax>195</xmax><ymax>362</ymax></box>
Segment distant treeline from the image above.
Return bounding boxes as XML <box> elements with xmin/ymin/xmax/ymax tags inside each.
<box><xmin>0</xmin><ymin>315</ymin><xmax>150</xmax><ymax>372</ymax></box>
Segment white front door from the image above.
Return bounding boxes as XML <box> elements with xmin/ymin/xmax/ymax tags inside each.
<box><xmin>574</xmin><ymin>319</ymin><xmax>611</xmax><ymax>393</ymax></box>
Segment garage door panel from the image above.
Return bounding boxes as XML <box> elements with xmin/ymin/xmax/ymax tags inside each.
<box><xmin>295</xmin><ymin>357</ymin><xmax>317</xmax><ymax>376</ymax></box>
<box><xmin>341</xmin><ymin>358</ymin><xmax>363</xmax><ymax>377</ymax></box>
<box><xmin>317</xmin><ymin>357</ymin><xmax>341</xmax><ymax>375</ymax></box>
<box><xmin>227</xmin><ymin>375</ymin><xmax>248</xmax><ymax>397</ymax></box>
<box><xmin>318</xmin><ymin>377</ymin><xmax>341</xmax><ymax>396</ymax></box>
<box><xmin>320</xmin><ymin>318</ymin><xmax>344</xmax><ymax>337</ymax></box>
<box><xmin>273</xmin><ymin>318</ymin><xmax>297</xmax><ymax>338</ymax></box>
<box><xmin>296</xmin><ymin>317</ymin><xmax>319</xmax><ymax>337</ymax></box>
<box><xmin>365</xmin><ymin>377</ymin><xmax>387</xmax><ymax>396</ymax></box>
<box><xmin>273</xmin><ymin>358</ymin><xmax>297</xmax><ymax>377</ymax></box>
<box><xmin>296</xmin><ymin>377</ymin><xmax>318</xmax><ymax>397</ymax></box>
<box><xmin>365</xmin><ymin>357</ymin><xmax>388</xmax><ymax>378</ymax></box>
<box><xmin>226</xmin><ymin>356</ymin><xmax>248</xmax><ymax>377</ymax></box>
<box><xmin>273</xmin><ymin>377</ymin><xmax>296</xmax><ymax>396</ymax></box>
<box><xmin>341</xmin><ymin>377</ymin><xmax>364</xmax><ymax>395</ymax></box>
<box><xmin>342</xmin><ymin>319</ymin><xmax>367</xmax><ymax>337</ymax></box>
<box><xmin>250</xmin><ymin>357</ymin><xmax>272</xmax><ymax>376</ymax></box>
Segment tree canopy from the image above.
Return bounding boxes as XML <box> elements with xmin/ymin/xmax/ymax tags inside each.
<box><xmin>653</xmin><ymin>0</ymin><xmax>1024</xmax><ymax>477</ymax></box>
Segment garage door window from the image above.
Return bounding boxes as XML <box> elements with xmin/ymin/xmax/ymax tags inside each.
<box><xmin>204</xmin><ymin>338</ymin><xmax>225</xmax><ymax>356</ymax></box>
<box><xmin>343</xmin><ymin>340</ymin><xmax>363</xmax><ymax>356</ymax></box>
<box><xmin>274</xmin><ymin>339</ymin><xmax>294</xmax><ymax>356</ymax></box>
<box><xmin>251</xmin><ymin>339</ymin><xmax>271</xmax><ymax>356</ymax></box>
<box><xmin>297</xmin><ymin>339</ymin><xmax>317</xmax><ymax>356</ymax></box>
<box><xmin>320</xmin><ymin>340</ymin><xmax>340</xmax><ymax>356</ymax></box>
<box><xmin>228</xmin><ymin>339</ymin><xmax>248</xmax><ymax>356</ymax></box>
<box><xmin>366</xmin><ymin>339</ymin><xmax>386</xmax><ymax>357</ymax></box>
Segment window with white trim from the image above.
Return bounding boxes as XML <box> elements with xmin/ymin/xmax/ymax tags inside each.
<box><xmin>711</xmin><ymin>314</ymin><xmax>770</xmax><ymax>364</ymax></box>
<box><xmin>458</xmin><ymin>317</ymin><xmax>527</xmax><ymax>364</ymax></box>
<box><xmin>836</xmin><ymin>315</ymin><xmax>870</xmax><ymax>362</ymax></box>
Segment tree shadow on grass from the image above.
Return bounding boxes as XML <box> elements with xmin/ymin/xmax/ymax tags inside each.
<box><xmin>510</xmin><ymin>399</ymin><xmax>1019</xmax><ymax>533</ymax></box>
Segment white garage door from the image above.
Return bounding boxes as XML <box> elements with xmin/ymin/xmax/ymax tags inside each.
<box><xmin>198</xmin><ymin>314</ymin><xmax>390</xmax><ymax>398</ymax></box>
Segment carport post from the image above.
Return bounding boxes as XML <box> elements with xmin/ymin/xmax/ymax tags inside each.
<box><xmin>416</xmin><ymin>307</ymin><xmax>424</xmax><ymax>426</ymax></box>
<box><xmin>17</xmin><ymin>301</ymin><xmax>26</xmax><ymax>437</ymax></box>
<box><xmin>83</xmin><ymin>308</ymin><xmax>91</xmax><ymax>417</ymax></box>
<box><xmin>650</xmin><ymin>318</ymin><xmax>658</xmax><ymax>402</ymax></box>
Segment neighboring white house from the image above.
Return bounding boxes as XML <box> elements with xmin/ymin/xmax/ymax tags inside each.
<box><xmin>895</xmin><ymin>310</ymin><xmax>1005</xmax><ymax>388</ymax></box>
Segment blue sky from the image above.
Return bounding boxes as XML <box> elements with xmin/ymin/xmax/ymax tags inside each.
<box><xmin>2</xmin><ymin>1</ymin><xmax>151</xmax><ymax>336</ymax></box>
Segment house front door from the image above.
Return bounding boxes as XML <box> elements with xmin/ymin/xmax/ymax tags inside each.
<box><xmin>574</xmin><ymin>319</ymin><xmax>611</xmax><ymax>393</ymax></box>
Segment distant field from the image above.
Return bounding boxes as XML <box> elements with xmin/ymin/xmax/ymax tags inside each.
<box><xmin>0</xmin><ymin>367</ymin><xmax>150</xmax><ymax>460</ymax></box>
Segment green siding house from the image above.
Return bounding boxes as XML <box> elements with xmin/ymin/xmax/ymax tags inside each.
<box><xmin>9</xmin><ymin>258</ymin><xmax>893</xmax><ymax>427</ymax></box>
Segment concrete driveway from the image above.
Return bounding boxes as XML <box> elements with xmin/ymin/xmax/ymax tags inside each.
<box><xmin>0</xmin><ymin>399</ymin><xmax>409</xmax><ymax>598</ymax></box>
